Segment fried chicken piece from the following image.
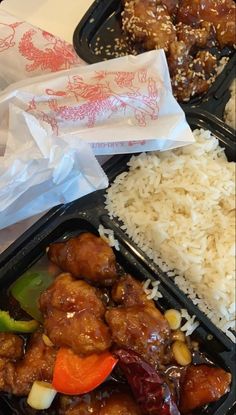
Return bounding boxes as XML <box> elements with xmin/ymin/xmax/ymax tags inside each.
<box><xmin>216</xmin><ymin>19</ymin><xmax>236</xmax><ymax>49</ymax></box>
<box><xmin>122</xmin><ymin>0</ymin><xmax>177</xmax><ymax>51</ymax></box>
<box><xmin>99</xmin><ymin>393</ymin><xmax>141</xmax><ymax>415</ymax></box>
<box><xmin>176</xmin><ymin>21</ymin><xmax>214</xmax><ymax>50</ymax></box>
<box><xmin>168</xmin><ymin>40</ymin><xmax>217</xmax><ymax>101</ymax></box>
<box><xmin>193</xmin><ymin>51</ymin><xmax>217</xmax><ymax>75</ymax></box>
<box><xmin>0</xmin><ymin>332</ymin><xmax>23</xmax><ymax>360</ymax></box>
<box><xmin>112</xmin><ymin>274</ymin><xmax>150</xmax><ymax>307</ymax></box>
<box><xmin>64</xmin><ymin>389</ymin><xmax>141</xmax><ymax>415</ymax></box>
<box><xmin>106</xmin><ymin>275</ymin><xmax>171</xmax><ymax>368</ymax></box>
<box><xmin>0</xmin><ymin>332</ymin><xmax>56</xmax><ymax>396</ymax></box>
<box><xmin>167</xmin><ymin>40</ymin><xmax>190</xmax><ymax>76</ymax></box>
<box><xmin>123</xmin><ymin>0</ymin><xmax>178</xmax><ymax>15</ymax></box>
<box><xmin>168</xmin><ymin>38</ymin><xmax>217</xmax><ymax>77</ymax></box>
<box><xmin>106</xmin><ymin>305</ymin><xmax>170</xmax><ymax>368</ymax></box>
<box><xmin>172</xmin><ymin>70</ymin><xmax>210</xmax><ymax>101</ymax></box>
<box><xmin>65</xmin><ymin>401</ymin><xmax>100</xmax><ymax>415</ymax></box>
<box><xmin>161</xmin><ymin>0</ymin><xmax>179</xmax><ymax>15</ymax></box>
<box><xmin>40</xmin><ymin>273</ymin><xmax>111</xmax><ymax>355</ymax></box>
<box><xmin>43</xmin><ymin>308</ymin><xmax>111</xmax><ymax>356</ymax></box>
<box><xmin>40</xmin><ymin>272</ymin><xmax>105</xmax><ymax>316</ymax></box>
<box><xmin>65</xmin><ymin>393</ymin><xmax>141</xmax><ymax>415</ymax></box>
<box><xmin>179</xmin><ymin>364</ymin><xmax>232</xmax><ymax>414</ymax></box>
<box><xmin>47</xmin><ymin>233</ymin><xmax>118</xmax><ymax>286</ymax></box>
<box><xmin>177</xmin><ymin>0</ymin><xmax>236</xmax><ymax>47</ymax></box>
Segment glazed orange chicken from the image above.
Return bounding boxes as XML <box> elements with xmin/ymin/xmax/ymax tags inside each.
<box><xmin>0</xmin><ymin>332</ymin><xmax>56</xmax><ymax>395</ymax></box>
<box><xmin>40</xmin><ymin>273</ymin><xmax>111</xmax><ymax>355</ymax></box>
<box><xmin>0</xmin><ymin>332</ymin><xmax>23</xmax><ymax>359</ymax></box>
<box><xmin>47</xmin><ymin>232</ymin><xmax>118</xmax><ymax>286</ymax></box>
<box><xmin>106</xmin><ymin>275</ymin><xmax>171</xmax><ymax>368</ymax></box>
<box><xmin>179</xmin><ymin>365</ymin><xmax>232</xmax><ymax>414</ymax></box>
<box><xmin>64</xmin><ymin>390</ymin><xmax>142</xmax><ymax>415</ymax></box>
<box><xmin>0</xmin><ymin>232</ymin><xmax>232</xmax><ymax>415</ymax></box>
<box><xmin>122</xmin><ymin>0</ymin><xmax>236</xmax><ymax>101</ymax></box>
<box><xmin>58</xmin><ymin>383</ymin><xmax>142</xmax><ymax>415</ymax></box>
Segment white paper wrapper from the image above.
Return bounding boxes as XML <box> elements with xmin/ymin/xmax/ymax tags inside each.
<box><xmin>0</xmin><ymin>49</ymin><xmax>194</xmax><ymax>156</ymax></box>
<box><xmin>0</xmin><ymin>106</ymin><xmax>108</xmax><ymax>230</ymax></box>
<box><xmin>0</xmin><ymin>9</ymin><xmax>84</xmax><ymax>88</ymax></box>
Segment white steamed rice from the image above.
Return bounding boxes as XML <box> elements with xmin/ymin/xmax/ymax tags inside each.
<box><xmin>105</xmin><ymin>129</ymin><xmax>236</xmax><ymax>342</ymax></box>
<box><xmin>142</xmin><ymin>278</ymin><xmax>163</xmax><ymax>301</ymax></box>
<box><xmin>224</xmin><ymin>78</ymin><xmax>236</xmax><ymax>130</ymax></box>
<box><xmin>98</xmin><ymin>224</ymin><xmax>120</xmax><ymax>251</ymax></box>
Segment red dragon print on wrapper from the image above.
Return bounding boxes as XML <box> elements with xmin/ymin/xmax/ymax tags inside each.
<box><xmin>0</xmin><ymin>9</ymin><xmax>83</xmax><ymax>84</ymax></box>
<box><xmin>18</xmin><ymin>29</ymin><xmax>81</xmax><ymax>72</ymax></box>
<box><xmin>0</xmin><ymin>21</ymin><xmax>23</xmax><ymax>52</ymax></box>
<box><xmin>26</xmin><ymin>69</ymin><xmax>160</xmax><ymax>134</ymax></box>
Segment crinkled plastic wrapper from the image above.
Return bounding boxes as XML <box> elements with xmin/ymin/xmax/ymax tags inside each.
<box><xmin>0</xmin><ymin>108</ymin><xmax>108</xmax><ymax>230</ymax></box>
<box><xmin>0</xmin><ymin>49</ymin><xmax>194</xmax><ymax>156</ymax></box>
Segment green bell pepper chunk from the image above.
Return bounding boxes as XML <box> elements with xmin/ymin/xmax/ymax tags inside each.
<box><xmin>0</xmin><ymin>310</ymin><xmax>39</xmax><ymax>333</ymax></box>
<box><xmin>10</xmin><ymin>271</ymin><xmax>54</xmax><ymax>322</ymax></box>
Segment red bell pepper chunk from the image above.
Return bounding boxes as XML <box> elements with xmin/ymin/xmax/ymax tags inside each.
<box><xmin>52</xmin><ymin>348</ymin><xmax>118</xmax><ymax>395</ymax></box>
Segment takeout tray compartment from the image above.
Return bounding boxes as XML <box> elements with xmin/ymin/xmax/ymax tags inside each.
<box><xmin>73</xmin><ymin>0</ymin><xmax>236</xmax><ymax>122</ymax></box>
<box><xmin>0</xmin><ymin>212</ymin><xmax>235</xmax><ymax>415</ymax></box>
<box><xmin>0</xmin><ymin>113</ymin><xmax>235</xmax><ymax>414</ymax></box>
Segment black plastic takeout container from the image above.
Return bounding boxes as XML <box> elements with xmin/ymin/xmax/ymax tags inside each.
<box><xmin>0</xmin><ymin>113</ymin><xmax>235</xmax><ymax>414</ymax></box>
<box><xmin>73</xmin><ymin>0</ymin><xmax>236</xmax><ymax>129</ymax></box>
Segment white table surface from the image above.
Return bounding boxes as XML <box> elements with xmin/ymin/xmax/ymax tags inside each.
<box><xmin>0</xmin><ymin>0</ymin><xmax>95</xmax><ymax>253</ymax></box>
<box><xmin>1</xmin><ymin>0</ymin><xmax>94</xmax><ymax>43</ymax></box>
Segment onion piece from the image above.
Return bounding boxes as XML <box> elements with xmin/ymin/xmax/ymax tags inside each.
<box><xmin>27</xmin><ymin>381</ymin><xmax>57</xmax><ymax>410</ymax></box>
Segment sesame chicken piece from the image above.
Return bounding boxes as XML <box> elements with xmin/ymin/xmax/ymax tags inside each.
<box><xmin>177</xmin><ymin>0</ymin><xmax>236</xmax><ymax>48</ymax></box>
<box><xmin>168</xmin><ymin>41</ymin><xmax>217</xmax><ymax>101</ymax></box>
<box><xmin>122</xmin><ymin>0</ymin><xmax>177</xmax><ymax>52</ymax></box>
<box><xmin>176</xmin><ymin>21</ymin><xmax>214</xmax><ymax>50</ymax></box>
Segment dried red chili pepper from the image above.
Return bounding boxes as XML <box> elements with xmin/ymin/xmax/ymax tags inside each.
<box><xmin>114</xmin><ymin>349</ymin><xmax>180</xmax><ymax>415</ymax></box>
